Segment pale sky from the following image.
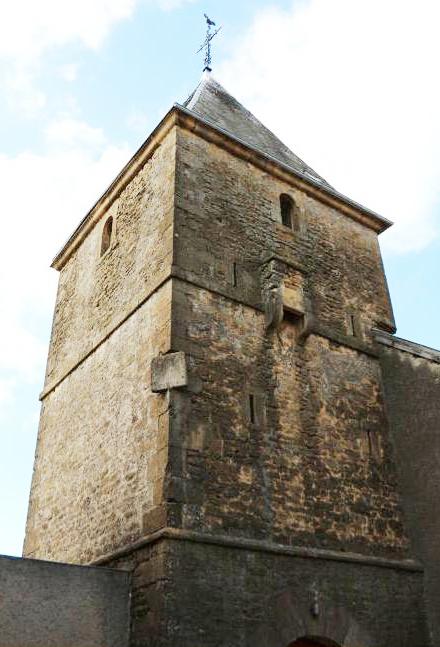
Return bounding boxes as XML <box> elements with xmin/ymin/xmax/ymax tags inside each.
<box><xmin>1</xmin><ymin>0</ymin><xmax>439</xmax><ymax>556</ymax></box>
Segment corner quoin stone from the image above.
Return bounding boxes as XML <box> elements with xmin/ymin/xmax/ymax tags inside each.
<box><xmin>151</xmin><ymin>351</ymin><xmax>188</xmax><ymax>392</ymax></box>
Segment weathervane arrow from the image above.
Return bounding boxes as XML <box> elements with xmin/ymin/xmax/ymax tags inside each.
<box><xmin>196</xmin><ymin>14</ymin><xmax>222</xmax><ymax>72</ymax></box>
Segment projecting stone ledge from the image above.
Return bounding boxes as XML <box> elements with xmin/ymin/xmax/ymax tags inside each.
<box><xmin>151</xmin><ymin>351</ymin><xmax>188</xmax><ymax>392</ymax></box>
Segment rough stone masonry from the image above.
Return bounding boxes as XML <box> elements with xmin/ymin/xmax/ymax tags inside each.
<box><xmin>19</xmin><ymin>71</ymin><xmax>440</xmax><ymax>646</ymax></box>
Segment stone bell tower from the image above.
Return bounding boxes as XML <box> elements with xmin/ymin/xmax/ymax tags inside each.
<box><xmin>24</xmin><ymin>72</ymin><xmax>431</xmax><ymax>646</ymax></box>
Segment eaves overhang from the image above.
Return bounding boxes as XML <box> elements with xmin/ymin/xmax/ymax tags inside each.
<box><xmin>52</xmin><ymin>105</ymin><xmax>392</xmax><ymax>271</ymax></box>
<box><xmin>175</xmin><ymin>103</ymin><xmax>392</xmax><ymax>235</ymax></box>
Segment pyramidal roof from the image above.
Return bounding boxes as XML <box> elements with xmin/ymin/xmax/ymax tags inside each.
<box><xmin>52</xmin><ymin>71</ymin><xmax>392</xmax><ymax>270</ymax></box>
<box><xmin>180</xmin><ymin>71</ymin><xmax>332</xmax><ymax>189</ymax></box>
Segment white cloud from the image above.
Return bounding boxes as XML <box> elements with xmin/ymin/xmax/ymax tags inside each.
<box><xmin>45</xmin><ymin>117</ymin><xmax>107</xmax><ymax>151</ymax></box>
<box><xmin>0</xmin><ymin>379</ymin><xmax>17</xmax><ymax>409</ymax></box>
<box><xmin>59</xmin><ymin>63</ymin><xmax>79</xmax><ymax>82</ymax></box>
<box><xmin>0</xmin><ymin>122</ymin><xmax>132</xmax><ymax>413</ymax></box>
<box><xmin>157</xmin><ymin>0</ymin><xmax>195</xmax><ymax>9</ymax></box>
<box><xmin>126</xmin><ymin>109</ymin><xmax>152</xmax><ymax>134</ymax></box>
<box><xmin>218</xmin><ymin>0</ymin><xmax>440</xmax><ymax>252</ymax></box>
<box><xmin>0</xmin><ymin>0</ymin><xmax>195</xmax><ymax>115</ymax></box>
<box><xmin>0</xmin><ymin>0</ymin><xmax>195</xmax><ymax>62</ymax></box>
<box><xmin>4</xmin><ymin>65</ymin><xmax>47</xmax><ymax>115</ymax></box>
<box><xmin>0</xmin><ymin>0</ymin><xmax>136</xmax><ymax>61</ymax></box>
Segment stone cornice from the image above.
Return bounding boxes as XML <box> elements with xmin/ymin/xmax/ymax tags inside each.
<box><xmin>52</xmin><ymin>105</ymin><xmax>392</xmax><ymax>271</ymax></box>
<box><xmin>90</xmin><ymin>526</ymin><xmax>423</xmax><ymax>573</ymax></box>
<box><xmin>39</xmin><ymin>272</ymin><xmax>173</xmax><ymax>400</ymax></box>
<box><xmin>374</xmin><ymin>329</ymin><xmax>440</xmax><ymax>363</ymax></box>
<box><xmin>39</xmin><ymin>271</ymin><xmax>381</xmax><ymax>401</ymax></box>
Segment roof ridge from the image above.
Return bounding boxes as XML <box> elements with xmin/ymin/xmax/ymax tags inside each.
<box><xmin>183</xmin><ymin>70</ymin><xmax>212</xmax><ymax>110</ymax></box>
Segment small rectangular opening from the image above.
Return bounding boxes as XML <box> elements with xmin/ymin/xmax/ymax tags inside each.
<box><xmin>232</xmin><ymin>262</ymin><xmax>238</xmax><ymax>287</ymax></box>
<box><xmin>348</xmin><ymin>313</ymin><xmax>357</xmax><ymax>337</ymax></box>
<box><xmin>249</xmin><ymin>394</ymin><xmax>256</xmax><ymax>424</ymax></box>
<box><xmin>283</xmin><ymin>308</ymin><xmax>302</xmax><ymax>324</ymax></box>
<box><xmin>366</xmin><ymin>428</ymin><xmax>382</xmax><ymax>463</ymax></box>
<box><xmin>280</xmin><ymin>194</ymin><xmax>294</xmax><ymax>229</ymax></box>
<box><xmin>366</xmin><ymin>429</ymin><xmax>373</xmax><ymax>458</ymax></box>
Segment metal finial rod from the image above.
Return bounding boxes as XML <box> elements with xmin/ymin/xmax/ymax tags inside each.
<box><xmin>196</xmin><ymin>14</ymin><xmax>222</xmax><ymax>71</ymax></box>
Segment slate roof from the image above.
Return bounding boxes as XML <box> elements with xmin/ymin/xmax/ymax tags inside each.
<box><xmin>181</xmin><ymin>70</ymin><xmax>332</xmax><ymax>189</ymax></box>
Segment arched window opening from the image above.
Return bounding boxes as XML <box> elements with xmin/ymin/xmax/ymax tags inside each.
<box><xmin>101</xmin><ymin>216</ymin><xmax>113</xmax><ymax>256</ymax></box>
<box><xmin>280</xmin><ymin>194</ymin><xmax>295</xmax><ymax>229</ymax></box>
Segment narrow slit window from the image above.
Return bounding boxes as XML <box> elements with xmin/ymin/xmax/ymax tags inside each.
<box><xmin>249</xmin><ymin>394</ymin><xmax>256</xmax><ymax>424</ymax></box>
<box><xmin>348</xmin><ymin>313</ymin><xmax>357</xmax><ymax>337</ymax></box>
<box><xmin>365</xmin><ymin>428</ymin><xmax>382</xmax><ymax>464</ymax></box>
<box><xmin>101</xmin><ymin>216</ymin><xmax>113</xmax><ymax>256</ymax></box>
<box><xmin>280</xmin><ymin>194</ymin><xmax>295</xmax><ymax>229</ymax></box>
<box><xmin>232</xmin><ymin>262</ymin><xmax>238</xmax><ymax>287</ymax></box>
<box><xmin>366</xmin><ymin>429</ymin><xmax>373</xmax><ymax>458</ymax></box>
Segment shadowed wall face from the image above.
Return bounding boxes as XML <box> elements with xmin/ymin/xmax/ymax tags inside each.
<box><xmin>0</xmin><ymin>555</ymin><xmax>130</xmax><ymax>647</ymax></box>
<box><xmin>380</xmin><ymin>344</ymin><xmax>440</xmax><ymax>644</ymax></box>
<box><xmin>107</xmin><ymin>537</ymin><xmax>427</xmax><ymax>647</ymax></box>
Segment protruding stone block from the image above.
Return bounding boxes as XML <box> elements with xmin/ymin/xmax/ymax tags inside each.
<box><xmin>151</xmin><ymin>351</ymin><xmax>188</xmax><ymax>392</ymax></box>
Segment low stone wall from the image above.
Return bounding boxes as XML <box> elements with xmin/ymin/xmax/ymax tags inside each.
<box><xmin>0</xmin><ymin>554</ymin><xmax>130</xmax><ymax>647</ymax></box>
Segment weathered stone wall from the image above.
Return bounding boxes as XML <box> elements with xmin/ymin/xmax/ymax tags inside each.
<box><xmin>22</xmin><ymin>114</ymin><xmax>430</xmax><ymax>647</ymax></box>
<box><xmin>24</xmin><ymin>280</ymin><xmax>172</xmax><ymax>563</ymax></box>
<box><xmin>167</xmin><ymin>127</ymin><xmax>409</xmax><ymax>558</ymax></box>
<box><xmin>105</xmin><ymin>536</ymin><xmax>427</xmax><ymax>647</ymax></box>
<box><xmin>379</xmin><ymin>338</ymin><xmax>440</xmax><ymax>644</ymax></box>
<box><xmin>104</xmin><ymin>540</ymin><xmax>169</xmax><ymax>647</ymax></box>
<box><xmin>174</xmin><ymin>127</ymin><xmax>395</xmax><ymax>335</ymax></box>
<box><xmin>0</xmin><ymin>554</ymin><xmax>130</xmax><ymax>647</ymax></box>
<box><xmin>24</xmin><ymin>129</ymin><xmax>177</xmax><ymax>563</ymax></box>
<box><xmin>169</xmin><ymin>281</ymin><xmax>408</xmax><ymax>557</ymax></box>
<box><xmin>24</xmin><ymin>126</ymin><xmax>176</xmax><ymax>566</ymax></box>
<box><xmin>44</xmin><ymin>128</ymin><xmax>176</xmax><ymax>393</ymax></box>
<box><xmin>25</xmin><ymin>121</ymin><xmax>407</xmax><ymax>566</ymax></box>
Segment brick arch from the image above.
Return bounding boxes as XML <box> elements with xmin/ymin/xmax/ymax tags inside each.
<box><xmin>248</xmin><ymin>588</ymin><xmax>375</xmax><ymax>647</ymax></box>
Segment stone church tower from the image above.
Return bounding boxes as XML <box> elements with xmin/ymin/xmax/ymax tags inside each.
<box><xmin>23</xmin><ymin>72</ymin><xmax>439</xmax><ymax>646</ymax></box>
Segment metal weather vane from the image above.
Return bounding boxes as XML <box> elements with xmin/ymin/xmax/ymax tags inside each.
<box><xmin>196</xmin><ymin>14</ymin><xmax>222</xmax><ymax>71</ymax></box>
